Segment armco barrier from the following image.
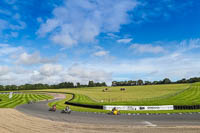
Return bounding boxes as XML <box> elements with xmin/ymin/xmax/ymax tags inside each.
<box><xmin>103</xmin><ymin>105</ymin><xmax>174</xmax><ymax>111</ymax></box>
<box><xmin>65</xmin><ymin>101</ymin><xmax>103</xmax><ymax>109</ymax></box>
<box><xmin>62</xmin><ymin>92</ymin><xmax>200</xmax><ymax>111</ymax></box>
<box><xmin>65</xmin><ymin>101</ymin><xmax>200</xmax><ymax>110</ymax></box>
<box><xmin>174</xmin><ymin>105</ymin><xmax>200</xmax><ymax>110</ymax></box>
<box><xmin>65</xmin><ymin>92</ymin><xmax>103</xmax><ymax>109</ymax></box>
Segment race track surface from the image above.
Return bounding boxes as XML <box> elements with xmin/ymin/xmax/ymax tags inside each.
<box><xmin>16</xmin><ymin>100</ymin><xmax>200</xmax><ymax>127</ymax></box>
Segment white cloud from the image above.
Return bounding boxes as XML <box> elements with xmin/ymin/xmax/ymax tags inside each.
<box><xmin>37</xmin><ymin>0</ymin><xmax>138</xmax><ymax>47</ymax></box>
<box><xmin>67</xmin><ymin>64</ymin><xmax>112</xmax><ymax>84</ymax></box>
<box><xmin>0</xmin><ymin>51</ymin><xmax>199</xmax><ymax>85</ymax></box>
<box><xmin>0</xmin><ymin>8</ymin><xmax>26</xmax><ymax>39</ymax></box>
<box><xmin>51</xmin><ymin>33</ymin><xmax>78</xmax><ymax>47</ymax></box>
<box><xmin>16</xmin><ymin>52</ymin><xmax>41</xmax><ymax>65</ymax></box>
<box><xmin>37</xmin><ymin>19</ymin><xmax>59</xmax><ymax>37</ymax></box>
<box><xmin>84</xmin><ymin>51</ymin><xmax>200</xmax><ymax>82</ymax></box>
<box><xmin>0</xmin><ymin>43</ymin><xmax>23</xmax><ymax>56</ymax></box>
<box><xmin>9</xmin><ymin>14</ymin><xmax>26</xmax><ymax>31</ymax></box>
<box><xmin>0</xmin><ymin>63</ymin><xmax>113</xmax><ymax>85</ymax></box>
<box><xmin>39</xmin><ymin>64</ymin><xmax>63</xmax><ymax>76</ymax></box>
<box><xmin>117</xmin><ymin>38</ymin><xmax>133</xmax><ymax>43</ymax></box>
<box><xmin>15</xmin><ymin>52</ymin><xmax>57</xmax><ymax>65</ymax></box>
<box><xmin>12</xmin><ymin>66</ymin><xmax>29</xmax><ymax>74</ymax></box>
<box><xmin>0</xmin><ymin>66</ymin><xmax>10</xmax><ymax>76</ymax></box>
<box><xmin>93</xmin><ymin>50</ymin><xmax>109</xmax><ymax>57</ymax></box>
<box><xmin>9</xmin><ymin>21</ymin><xmax>26</xmax><ymax>30</ymax></box>
<box><xmin>130</xmin><ymin>43</ymin><xmax>166</xmax><ymax>54</ymax></box>
<box><xmin>107</xmin><ymin>33</ymin><xmax>119</xmax><ymax>38</ymax></box>
<box><xmin>1</xmin><ymin>38</ymin><xmax>200</xmax><ymax>85</ymax></box>
<box><xmin>27</xmin><ymin>64</ymin><xmax>112</xmax><ymax>85</ymax></box>
<box><xmin>87</xmin><ymin>39</ymin><xmax>200</xmax><ymax>81</ymax></box>
<box><xmin>0</xmin><ymin>43</ymin><xmax>61</xmax><ymax>67</ymax></box>
<box><xmin>178</xmin><ymin>38</ymin><xmax>200</xmax><ymax>52</ymax></box>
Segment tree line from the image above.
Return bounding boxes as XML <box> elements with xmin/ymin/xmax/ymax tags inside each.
<box><xmin>112</xmin><ymin>77</ymin><xmax>200</xmax><ymax>86</ymax></box>
<box><xmin>0</xmin><ymin>77</ymin><xmax>200</xmax><ymax>91</ymax></box>
<box><xmin>0</xmin><ymin>81</ymin><xmax>107</xmax><ymax>91</ymax></box>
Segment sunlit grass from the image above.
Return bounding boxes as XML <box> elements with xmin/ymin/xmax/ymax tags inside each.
<box><xmin>0</xmin><ymin>93</ymin><xmax>53</xmax><ymax>108</ymax></box>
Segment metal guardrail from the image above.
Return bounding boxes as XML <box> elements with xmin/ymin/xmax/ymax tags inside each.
<box><xmin>5</xmin><ymin>90</ymin><xmax>199</xmax><ymax>111</ymax></box>
<box><xmin>174</xmin><ymin>105</ymin><xmax>200</xmax><ymax>110</ymax></box>
<box><xmin>64</xmin><ymin>92</ymin><xmax>200</xmax><ymax>110</ymax></box>
<box><xmin>65</xmin><ymin>93</ymin><xmax>103</xmax><ymax>109</ymax></box>
<box><xmin>65</xmin><ymin>101</ymin><xmax>103</xmax><ymax>109</ymax></box>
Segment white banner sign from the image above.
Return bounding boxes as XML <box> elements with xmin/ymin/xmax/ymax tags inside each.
<box><xmin>9</xmin><ymin>92</ymin><xmax>13</xmax><ymax>99</ymax></box>
<box><xmin>103</xmin><ymin>105</ymin><xmax>174</xmax><ymax>111</ymax></box>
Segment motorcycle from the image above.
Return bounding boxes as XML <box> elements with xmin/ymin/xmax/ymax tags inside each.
<box><xmin>28</xmin><ymin>101</ymin><xmax>33</xmax><ymax>104</ymax></box>
<box><xmin>49</xmin><ymin>105</ymin><xmax>56</xmax><ymax>112</ymax></box>
<box><xmin>61</xmin><ymin>109</ymin><xmax>71</xmax><ymax>114</ymax></box>
<box><xmin>49</xmin><ymin>108</ymin><xmax>56</xmax><ymax>112</ymax></box>
<box><xmin>108</xmin><ymin>109</ymin><xmax>120</xmax><ymax>115</ymax></box>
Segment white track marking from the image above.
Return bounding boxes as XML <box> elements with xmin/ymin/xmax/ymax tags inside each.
<box><xmin>143</xmin><ymin>121</ymin><xmax>157</xmax><ymax>127</ymax></box>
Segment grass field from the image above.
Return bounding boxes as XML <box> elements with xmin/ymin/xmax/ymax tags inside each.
<box><xmin>69</xmin><ymin>83</ymin><xmax>200</xmax><ymax>106</ymax></box>
<box><xmin>46</xmin><ymin>83</ymin><xmax>200</xmax><ymax>113</ymax></box>
<box><xmin>33</xmin><ymin>84</ymin><xmax>190</xmax><ymax>105</ymax></box>
<box><xmin>0</xmin><ymin>93</ymin><xmax>53</xmax><ymax>108</ymax></box>
<box><xmin>47</xmin><ymin>94</ymin><xmax>200</xmax><ymax>114</ymax></box>
<box><xmin>1</xmin><ymin>83</ymin><xmax>200</xmax><ymax>113</ymax></box>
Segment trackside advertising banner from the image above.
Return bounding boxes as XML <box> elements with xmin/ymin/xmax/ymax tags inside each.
<box><xmin>103</xmin><ymin>105</ymin><xmax>174</xmax><ymax>111</ymax></box>
<box><xmin>9</xmin><ymin>92</ymin><xmax>13</xmax><ymax>99</ymax></box>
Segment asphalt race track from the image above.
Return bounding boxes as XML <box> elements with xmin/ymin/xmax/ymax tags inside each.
<box><xmin>16</xmin><ymin>100</ymin><xmax>200</xmax><ymax>127</ymax></box>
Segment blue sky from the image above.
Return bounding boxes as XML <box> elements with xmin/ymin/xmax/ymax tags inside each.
<box><xmin>0</xmin><ymin>0</ymin><xmax>200</xmax><ymax>85</ymax></box>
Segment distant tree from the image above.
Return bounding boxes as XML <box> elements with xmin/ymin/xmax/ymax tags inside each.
<box><xmin>176</xmin><ymin>78</ymin><xmax>187</xmax><ymax>83</ymax></box>
<box><xmin>187</xmin><ymin>77</ymin><xmax>200</xmax><ymax>83</ymax></box>
<box><xmin>10</xmin><ymin>85</ymin><xmax>17</xmax><ymax>90</ymax></box>
<box><xmin>120</xmin><ymin>81</ymin><xmax>125</xmax><ymax>86</ymax></box>
<box><xmin>112</xmin><ymin>81</ymin><xmax>117</xmax><ymax>86</ymax></box>
<box><xmin>131</xmin><ymin>81</ymin><xmax>137</xmax><ymax>86</ymax></box>
<box><xmin>163</xmin><ymin>78</ymin><xmax>171</xmax><ymax>84</ymax></box>
<box><xmin>101</xmin><ymin>82</ymin><xmax>107</xmax><ymax>86</ymax></box>
<box><xmin>137</xmin><ymin>79</ymin><xmax>143</xmax><ymax>85</ymax></box>
<box><xmin>76</xmin><ymin>82</ymin><xmax>81</xmax><ymax>88</ymax></box>
<box><xmin>124</xmin><ymin>81</ymin><xmax>128</xmax><ymax>86</ymax></box>
<box><xmin>88</xmin><ymin>81</ymin><xmax>95</xmax><ymax>87</ymax></box>
<box><xmin>0</xmin><ymin>85</ymin><xmax>4</xmax><ymax>91</ymax></box>
<box><xmin>96</xmin><ymin>82</ymin><xmax>101</xmax><ymax>86</ymax></box>
<box><xmin>127</xmin><ymin>80</ymin><xmax>132</xmax><ymax>86</ymax></box>
<box><xmin>144</xmin><ymin>81</ymin><xmax>151</xmax><ymax>85</ymax></box>
<box><xmin>152</xmin><ymin>81</ymin><xmax>158</xmax><ymax>85</ymax></box>
<box><xmin>158</xmin><ymin>80</ymin><xmax>163</xmax><ymax>84</ymax></box>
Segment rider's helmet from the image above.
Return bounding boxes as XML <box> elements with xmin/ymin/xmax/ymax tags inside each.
<box><xmin>112</xmin><ymin>107</ymin><xmax>116</xmax><ymax>111</ymax></box>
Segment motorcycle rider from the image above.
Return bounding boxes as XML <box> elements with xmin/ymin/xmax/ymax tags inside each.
<box><xmin>112</xmin><ymin>107</ymin><xmax>119</xmax><ymax>115</ymax></box>
<box><xmin>64</xmin><ymin>106</ymin><xmax>71</xmax><ymax>113</ymax></box>
<box><xmin>52</xmin><ymin>104</ymin><xmax>56</xmax><ymax>111</ymax></box>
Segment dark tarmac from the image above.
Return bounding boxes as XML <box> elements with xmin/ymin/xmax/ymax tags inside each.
<box><xmin>16</xmin><ymin>100</ymin><xmax>200</xmax><ymax>127</ymax></box>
